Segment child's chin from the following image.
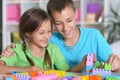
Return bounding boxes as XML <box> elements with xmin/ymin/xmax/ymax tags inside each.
<box><xmin>43</xmin><ymin>44</ymin><xmax>48</xmax><ymax>48</ymax></box>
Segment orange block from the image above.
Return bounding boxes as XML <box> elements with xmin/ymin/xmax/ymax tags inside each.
<box><xmin>2</xmin><ymin>74</ymin><xmax>17</xmax><ymax>80</ymax></box>
<box><xmin>89</xmin><ymin>75</ymin><xmax>102</xmax><ymax>80</ymax></box>
<box><xmin>29</xmin><ymin>71</ymin><xmax>39</xmax><ymax>77</ymax></box>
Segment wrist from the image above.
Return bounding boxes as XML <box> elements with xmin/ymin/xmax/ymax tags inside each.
<box><xmin>116</xmin><ymin>66</ymin><xmax>120</xmax><ymax>72</ymax></box>
<box><xmin>80</xmin><ymin>61</ymin><xmax>86</xmax><ymax>68</ymax></box>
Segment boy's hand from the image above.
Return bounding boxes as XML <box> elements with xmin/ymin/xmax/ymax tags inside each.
<box><xmin>108</xmin><ymin>54</ymin><xmax>120</xmax><ymax>72</ymax></box>
<box><xmin>82</xmin><ymin>53</ymin><xmax>97</xmax><ymax>67</ymax></box>
<box><xmin>83</xmin><ymin>54</ymin><xmax>96</xmax><ymax>63</ymax></box>
<box><xmin>93</xmin><ymin>54</ymin><xmax>97</xmax><ymax>63</ymax></box>
<box><xmin>0</xmin><ymin>43</ymin><xmax>16</xmax><ymax>58</ymax></box>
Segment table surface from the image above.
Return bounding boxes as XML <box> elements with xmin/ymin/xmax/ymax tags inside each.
<box><xmin>66</xmin><ymin>72</ymin><xmax>120</xmax><ymax>76</ymax></box>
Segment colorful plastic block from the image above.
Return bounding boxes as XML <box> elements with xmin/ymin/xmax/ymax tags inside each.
<box><xmin>15</xmin><ymin>74</ymin><xmax>30</xmax><ymax>80</ymax></box>
<box><xmin>29</xmin><ymin>71</ymin><xmax>39</xmax><ymax>77</ymax></box>
<box><xmin>89</xmin><ymin>75</ymin><xmax>102</xmax><ymax>80</ymax></box>
<box><xmin>92</xmin><ymin>68</ymin><xmax>111</xmax><ymax>75</ymax></box>
<box><xmin>31</xmin><ymin>73</ymin><xmax>57</xmax><ymax>80</ymax></box>
<box><xmin>94</xmin><ymin>61</ymin><xmax>103</xmax><ymax>68</ymax></box>
<box><xmin>5</xmin><ymin>77</ymin><xmax>12</xmax><ymax>80</ymax></box>
<box><xmin>43</xmin><ymin>70</ymin><xmax>66</xmax><ymax>77</ymax></box>
<box><xmin>104</xmin><ymin>63</ymin><xmax>111</xmax><ymax>70</ymax></box>
<box><xmin>86</xmin><ymin>53</ymin><xmax>94</xmax><ymax>66</ymax></box>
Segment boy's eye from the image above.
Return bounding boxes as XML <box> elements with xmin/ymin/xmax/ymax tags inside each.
<box><xmin>48</xmin><ymin>30</ymin><xmax>52</xmax><ymax>33</ymax></box>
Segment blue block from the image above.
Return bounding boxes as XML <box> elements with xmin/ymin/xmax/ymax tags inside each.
<box><xmin>5</xmin><ymin>77</ymin><xmax>13</xmax><ymax>80</ymax></box>
<box><xmin>86</xmin><ymin>66</ymin><xmax>93</xmax><ymax>70</ymax></box>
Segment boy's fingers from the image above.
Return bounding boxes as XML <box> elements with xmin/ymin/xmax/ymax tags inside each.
<box><xmin>1</xmin><ymin>51</ymin><xmax>13</xmax><ymax>57</ymax></box>
<box><xmin>108</xmin><ymin>54</ymin><xmax>120</xmax><ymax>71</ymax></box>
<box><xmin>11</xmin><ymin>43</ymin><xmax>16</xmax><ymax>48</ymax></box>
<box><xmin>1</xmin><ymin>48</ymin><xmax>14</xmax><ymax>58</ymax></box>
<box><xmin>111</xmin><ymin>56</ymin><xmax>120</xmax><ymax>71</ymax></box>
<box><xmin>108</xmin><ymin>54</ymin><xmax>115</xmax><ymax>65</ymax></box>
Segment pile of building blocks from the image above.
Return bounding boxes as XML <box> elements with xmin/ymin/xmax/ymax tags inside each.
<box><xmin>86</xmin><ymin>53</ymin><xmax>120</xmax><ymax>80</ymax></box>
<box><xmin>1</xmin><ymin>53</ymin><xmax>120</xmax><ymax>80</ymax></box>
<box><xmin>1</xmin><ymin>69</ymin><xmax>120</xmax><ymax>80</ymax></box>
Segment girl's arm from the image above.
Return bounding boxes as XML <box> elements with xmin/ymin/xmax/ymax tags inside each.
<box><xmin>0</xmin><ymin>60</ymin><xmax>41</xmax><ymax>74</ymax></box>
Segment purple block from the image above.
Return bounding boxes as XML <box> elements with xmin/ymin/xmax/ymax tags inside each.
<box><xmin>92</xmin><ymin>68</ymin><xmax>111</xmax><ymax>75</ymax></box>
<box><xmin>87</xmin><ymin>3</ymin><xmax>100</xmax><ymax>13</ymax></box>
<box><xmin>16</xmin><ymin>74</ymin><xmax>31</xmax><ymax>80</ymax></box>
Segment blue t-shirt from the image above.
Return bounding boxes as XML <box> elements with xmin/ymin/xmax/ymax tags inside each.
<box><xmin>49</xmin><ymin>27</ymin><xmax>112</xmax><ymax>68</ymax></box>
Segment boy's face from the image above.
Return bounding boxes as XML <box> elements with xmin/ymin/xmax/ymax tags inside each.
<box><xmin>26</xmin><ymin>19</ymin><xmax>52</xmax><ymax>48</ymax></box>
<box><xmin>51</xmin><ymin>6</ymin><xmax>78</xmax><ymax>40</ymax></box>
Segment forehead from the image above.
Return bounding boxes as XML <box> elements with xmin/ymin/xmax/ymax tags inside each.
<box><xmin>37</xmin><ymin>20</ymin><xmax>51</xmax><ymax>30</ymax></box>
<box><xmin>52</xmin><ymin>6</ymin><xmax>75</xmax><ymax>20</ymax></box>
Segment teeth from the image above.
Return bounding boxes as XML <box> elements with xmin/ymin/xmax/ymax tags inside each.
<box><xmin>64</xmin><ymin>30</ymin><xmax>70</xmax><ymax>34</ymax></box>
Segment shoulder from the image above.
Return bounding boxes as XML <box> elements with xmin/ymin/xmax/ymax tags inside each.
<box><xmin>13</xmin><ymin>43</ymin><xmax>23</xmax><ymax>49</ymax></box>
<box><xmin>80</xmin><ymin>27</ymin><xmax>100</xmax><ymax>34</ymax></box>
<box><xmin>47</xmin><ymin>43</ymin><xmax>59</xmax><ymax>49</ymax></box>
<box><xmin>80</xmin><ymin>27</ymin><xmax>101</xmax><ymax>37</ymax></box>
<box><xmin>12</xmin><ymin>43</ymin><xmax>23</xmax><ymax>52</ymax></box>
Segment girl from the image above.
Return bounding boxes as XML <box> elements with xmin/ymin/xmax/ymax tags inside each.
<box><xmin>0</xmin><ymin>8</ymin><xmax>70</xmax><ymax>74</ymax></box>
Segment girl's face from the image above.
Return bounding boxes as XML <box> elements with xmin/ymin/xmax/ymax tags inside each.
<box><xmin>52</xmin><ymin>6</ymin><xmax>78</xmax><ymax>40</ymax></box>
<box><xmin>26</xmin><ymin>19</ymin><xmax>52</xmax><ymax>48</ymax></box>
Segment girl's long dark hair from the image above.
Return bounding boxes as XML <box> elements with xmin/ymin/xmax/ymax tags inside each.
<box><xmin>19</xmin><ymin>8</ymin><xmax>52</xmax><ymax>69</ymax></box>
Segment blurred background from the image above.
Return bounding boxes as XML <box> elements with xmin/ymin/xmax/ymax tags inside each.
<box><xmin>0</xmin><ymin>0</ymin><xmax>120</xmax><ymax>55</ymax></box>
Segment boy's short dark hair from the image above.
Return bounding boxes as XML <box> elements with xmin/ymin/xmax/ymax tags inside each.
<box><xmin>47</xmin><ymin>0</ymin><xmax>76</xmax><ymax>21</ymax></box>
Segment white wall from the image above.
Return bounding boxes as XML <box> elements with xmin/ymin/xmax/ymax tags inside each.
<box><xmin>111</xmin><ymin>41</ymin><xmax>120</xmax><ymax>57</ymax></box>
<box><xmin>108</xmin><ymin>0</ymin><xmax>120</xmax><ymax>16</ymax></box>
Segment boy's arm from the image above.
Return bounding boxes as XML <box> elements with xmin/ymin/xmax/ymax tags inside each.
<box><xmin>67</xmin><ymin>61</ymin><xmax>85</xmax><ymax>72</ymax></box>
<box><xmin>68</xmin><ymin>54</ymin><xmax>96</xmax><ymax>72</ymax></box>
<box><xmin>0</xmin><ymin>60</ymin><xmax>41</xmax><ymax>74</ymax></box>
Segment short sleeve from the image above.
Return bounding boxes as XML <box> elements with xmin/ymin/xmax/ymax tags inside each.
<box><xmin>96</xmin><ymin>30</ymin><xmax>112</xmax><ymax>61</ymax></box>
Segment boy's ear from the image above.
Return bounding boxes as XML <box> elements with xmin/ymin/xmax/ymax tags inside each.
<box><xmin>75</xmin><ymin>9</ymin><xmax>78</xmax><ymax>19</ymax></box>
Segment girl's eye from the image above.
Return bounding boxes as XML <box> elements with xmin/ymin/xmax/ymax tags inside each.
<box><xmin>39</xmin><ymin>32</ymin><xmax>44</xmax><ymax>34</ymax></box>
<box><xmin>68</xmin><ymin>19</ymin><xmax>72</xmax><ymax>22</ymax></box>
<box><xmin>55</xmin><ymin>22</ymin><xmax>62</xmax><ymax>25</ymax></box>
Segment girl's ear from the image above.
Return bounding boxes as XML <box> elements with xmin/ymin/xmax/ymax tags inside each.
<box><xmin>25</xmin><ymin>33</ymin><xmax>31</xmax><ymax>38</ymax></box>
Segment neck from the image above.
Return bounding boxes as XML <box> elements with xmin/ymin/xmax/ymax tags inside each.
<box><xmin>28</xmin><ymin>42</ymin><xmax>44</xmax><ymax>57</ymax></box>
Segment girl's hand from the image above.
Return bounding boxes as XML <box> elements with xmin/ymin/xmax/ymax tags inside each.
<box><xmin>30</xmin><ymin>66</ymin><xmax>41</xmax><ymax>71</ymax></box>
